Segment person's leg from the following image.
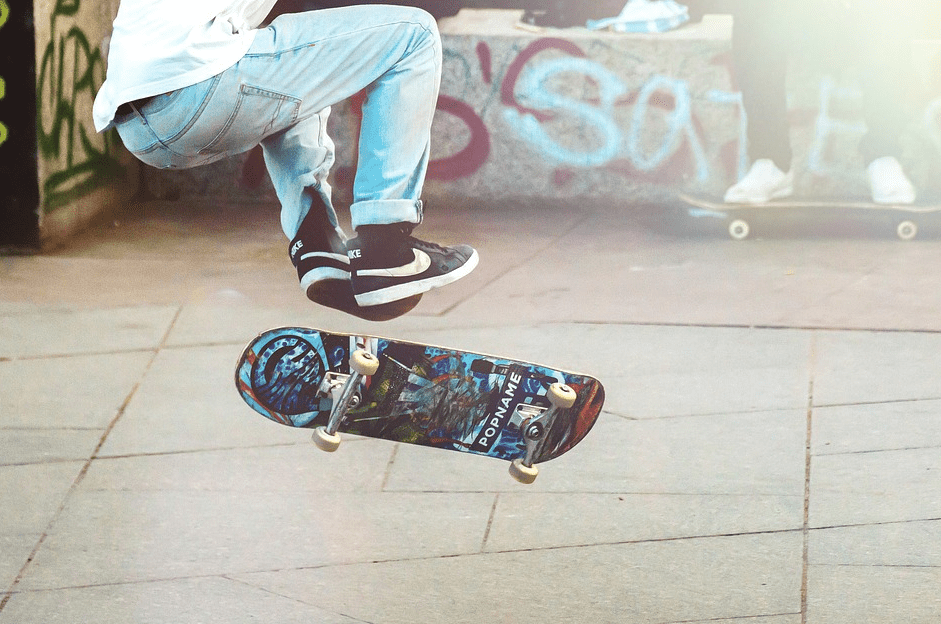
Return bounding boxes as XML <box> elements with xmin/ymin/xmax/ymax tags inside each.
<box><xmin>115</xmin><ymin>6</ymin><xmax>440</xmax><ymax>234</ymax></box>
<box><xmin>723</xmin><ymin>2</ymin><xmax>794</xmax><ymax>203</ymax></box>
<box><xmin>851</xmin><ymin>2</ymin><xmax>917</xmax><ymax>202</ymax></box>
<box><xmin>215</xmin><ymin>6</ymin><xmax>444</xmax><ymax>237</ymax></box>
<box><xmin>248</xmin><ymin>6</ymin><xmax>476</xmax><ymax>306</ymax></box>
<box><xmin>116</xmin><ymin>5</ymin><xmax>475</xmax><ymax>309</ymax></box>
<box><xmin>733</xmin><ymin>2</ymin><xmax>792</xmax><ymax>172</ymax></box>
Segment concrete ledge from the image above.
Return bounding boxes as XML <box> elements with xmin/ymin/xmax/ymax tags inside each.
<box><xmin>145</xmin><ymin>9</ymin><xmax>941</xmax><ymax>210</ymax></box>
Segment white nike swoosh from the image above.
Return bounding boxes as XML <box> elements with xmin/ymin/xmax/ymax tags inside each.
<box><xmin>301</xmin><ymin>251</ymin><xmax>350</xmax><ymax>265</ymax></box>
<box><xmin>358</xmin><ymin>249</ymin><xmax>432</xmax><ymax>278</ymax></box>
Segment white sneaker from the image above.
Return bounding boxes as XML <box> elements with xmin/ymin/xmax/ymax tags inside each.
<box><xmin>723</xmin><ymin>159</ymin><xmax>795</xmax><ymax>204</ymax></box>
<box><xmin>868</xmin><ymin>156</ymin><xmax>916</xmax><ymax>205</ymax></box>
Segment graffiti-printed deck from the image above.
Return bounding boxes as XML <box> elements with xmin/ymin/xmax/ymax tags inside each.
<box><xmin>680</xmin><ymin>192</ymin><xmax>941</xmax><ymax>241</ymax></box>
<box><xmin>235</xmin><ymin>327</ymin><xmax>604</xmax><ymax>482</ymax></box>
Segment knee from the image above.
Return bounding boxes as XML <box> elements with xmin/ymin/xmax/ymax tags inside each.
<box><xmin>405</xmin><ymin>6</ymin><xmax>439</xmax><ymax>39</ymax></box>
<box><xmin>396</xmin><ymin>6</ymin><xmax>440</xmax><ymax>56</ymax></box>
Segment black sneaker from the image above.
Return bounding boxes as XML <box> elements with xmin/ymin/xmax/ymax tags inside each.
<box><xmin>289</xmin><ymin>209</ymin><xmax>351</xmax><ymax>300</ymax></box>
<box><xmin>348</xmin><ymin>224</ymin><xmax>479</xmax><ymax>307</ymax></box>
<box><xmin>289</xmin><ymin>210</ymin><xmax>422</xmax><ymax>321</ymax></box>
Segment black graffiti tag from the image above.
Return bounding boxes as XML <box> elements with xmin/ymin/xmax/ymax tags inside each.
<box><xmin>37</xmin><ymin>0</ymin><xmax>123</xmax><ymax>208</ymax></box>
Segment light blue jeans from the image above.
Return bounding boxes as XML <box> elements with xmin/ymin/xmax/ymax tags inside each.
<box><xmin>113</xmin><ymin>5</ymin><xmax>441</xmax><ymax>238</ymax></box>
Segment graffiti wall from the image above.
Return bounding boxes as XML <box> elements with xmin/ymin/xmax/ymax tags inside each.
<box><xmin>29</xmin><ymin>0</ymin><xmax>130</xmax><ymax>247</ymax></box>
<box><xmin>427</xmin><ymin>27</ymin><xmax>741</xmax><ymax>200</ymax></box>
<box><xmin>313</xmin><ymin>15</ymin><xmax>740</xmax><ymax>207</ymax></box>
<box><xmin>146</xmin><ymin>10</ymin><xmax>941</xmax><ymax>208</ymax></box>
<box><xmin>336</xmin><ymin>12</ymin><xmax>941</xmax><ymax>204</ymax></box>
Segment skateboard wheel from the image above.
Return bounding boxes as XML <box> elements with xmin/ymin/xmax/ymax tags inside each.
<box><xmin>547</xmin><ymin>383</ymin><xmax>577</xmax><ymax>409</ymax></box>
<box><xmin>897</xmin><ymin>220</ymin><xmax>917</xmax><ymax>241</ymax></box>
<box><xmin>312</xmin><ymin>426</ymin><xmax>341</xmax><ymax>452</ymax></box>
<box><xmin>509</xmin><ymin>458</ymin><xmax>539</xmax><ymax>484</ymax></box>
<box><xmin>728</xmin><ymin>219</ymin><xmax>750</xmax><ymax>240</ymax></box>
<box><xmin>349</xmin><ymin>349</ymin><xmax>379</xmax><ymax>376</ymax></box>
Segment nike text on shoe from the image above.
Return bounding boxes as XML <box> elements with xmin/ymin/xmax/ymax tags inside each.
<box><xmin>723</xmin><ymin>158</ymin><xmax>794</xmax><ymax>204</ymax></box>
<box><xmin>349</xmin><ymin>227</ymin><xmax>479</xmax><ymax>307</ymax></box>
<box><xmin>289</xmin><ymin>227</ymin><xmax>351</xmax><ymax>300</ymax></box>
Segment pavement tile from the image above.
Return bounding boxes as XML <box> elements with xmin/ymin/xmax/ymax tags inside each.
<box><xmin>448</xmin><ymin>207</ymin><xmax>941</xmax><ymax>331</ymax></box>
<box><xmin>7</xmin><ymin>191</ymin><xmax>941</xmax><ymax>624</ymax></box>
<box><xmin>165</xmin><ymin>302</ymin><xmax>467</xmax><ymax>353</ymax></box>
<box><xmin>0</xmin><ymin>302</ymin><xmax>75</xmax><ymax>315</ymax></box>
<box><xmin>812</xmin><ymin>399</ymin><xmax>941</xmax><ymax>456</ymax></box>
<box><xmin>0</xmin><ymin>351</ymin><xmax>153</xmax><ymax>429</ymax></box>
<box><xmin>0</xmin><ymin>430</ymin><xmax>103</xmax><ymax>466</ymax></box>
<box><xmin>234</xmin><ymin>533</ymin><xmax>803</xmax><ymax>624</ymax></box>
<box><xmin>165</xmin><ymin>303</ymin><xmax>321</xmax><ymax>348</ymax></box>
<box><xmin>810</xmin><ymin>447</ymin><xmax>941</xmax><ymax>527</ymax></box>
<box><xmin>0</xmin><ymin>462</ymin><xmax>84</xmax><ymax>536</ymax></box>
<box><xmin>81</xmin><ymin>444</ymin><xmax>394</xmax><ymax>494</ymax></box>
<box><xmin>18</xmin><ymin>485</ymin><xmax>494</xmax><ymax>590</ymax></box>
<box><xmin>813</xmin><ymin>331</ymin><xmax>941</xmax><ymax>406</ymax></box>
<box><xmin>694</xmin><ymin>618</ymin><xmax>799</xmax><ymax>624</ymax></box>
<box><xmin>0</xmin><ymin>535</ymin><xmax>39</xmax><ymax>592</ymax></box>
<box><xmin>410</xmin><ymin>324</ymin><xmax>813</xmax><ymax>418</ymax></box>
<box><xmin>484</xmin><ymin>492</ymin><xmax>800</xmax><ymax>551</ymax></box>
<box><xmin>0</xmin><ymin>459</ymin><xmax>83</xmax><ymax>592</ymax></box>
<box><xmin>785</xmin><ymin>244</ymin><xmax>941</xmax><ymax>331</ymax></box>
<box><xmin>806</xmin><ymin>565</ymin><xmax>941</xmax><ymax>624</ymax></box>
<box><xmin>387</xmin><ymin>409</ymin><xmax>808</xmax><ymax>497</ymax></box>
<box><xmin>695</xmin><ymin>619</ymin><xmax>799</xmax><ymax>624</ymax></box>
<box><xmin>97</xmin><ymin>344</ymin><xmax>301</xmax><ymax>456</ymax></box>
<box><xmin>809</xmin><ymin>520</ymin><xmax>941</xmax><ymax>567</ymax></box>
<box><xmin>0</xmin><ymin>306</ymin><xmax>178</xmax><ymax>359</ymax></box>
<box><xmin>0</xmin><ymin>577</ymin><xmax>363</xmax><ymax>624</ymax></box>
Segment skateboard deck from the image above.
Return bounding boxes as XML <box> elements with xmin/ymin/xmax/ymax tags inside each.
<box><xmin>235</xmin><ymin>327</ymin><xmax>605</xmax><ymax>483</ymax></box>
<box><xmin>679</xmin><ymin>192</ymin><xmax>941</xmax><ymax>240</ymax></box>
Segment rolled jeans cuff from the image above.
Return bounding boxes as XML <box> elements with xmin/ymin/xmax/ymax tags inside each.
<box><xmin>350</xmin><ymin>199</ymin><xmax>424</xmax><ymax>230</ymax></box>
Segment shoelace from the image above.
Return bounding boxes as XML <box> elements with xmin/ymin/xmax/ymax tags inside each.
<box><xmin>407</xmin><ymin>236</ymin><xmax>453</xmax><ymax>255</ymax></box>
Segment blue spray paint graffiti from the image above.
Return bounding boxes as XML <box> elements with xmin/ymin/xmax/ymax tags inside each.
<box><xmin>502</xmin><ymin>54</ymin><xmax>717</xmax><ymax>182</ymax></box>
<box><xmin>806</xmin><ymin>75</ymin><xmax>867</xmax><ymax>177</ymax></box>
<box><xmin>504</xmin><ymin>56</ymin><xmax>627</xmax><ymax>168</ymax></box>
<box><xmin>627</xmin><ymin>74</ymin><xmax>708</xmax><ymax>181</ymax></box>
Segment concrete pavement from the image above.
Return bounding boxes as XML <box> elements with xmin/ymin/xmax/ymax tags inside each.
<box><xmin>2</xmin><ymin>196</ymin><xmax>941</xmax><ymax>623</ymax></box>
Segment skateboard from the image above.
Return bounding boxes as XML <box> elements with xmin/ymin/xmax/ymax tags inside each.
<box><xmin>679</xmin><ymin>192</ymin><xmax>941</xmax><ymax>241</ymax></box>
<box><xmin>235</xmin><ymin>327</ymin><xmax>605</xmax><ymax>483</ymax></box>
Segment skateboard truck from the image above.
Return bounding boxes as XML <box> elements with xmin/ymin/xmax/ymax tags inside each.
<box><xmin>509</xmin><ymin>383</ymin><xmax>577</xmax><ymax>484</ymax></box>
<box><xmin>312</xmin><ymin>349</ymin><xmax>379</xmax><ymax>452</ymax></box>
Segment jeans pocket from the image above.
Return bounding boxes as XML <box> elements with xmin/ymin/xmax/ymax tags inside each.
<box><xmin>115</xmin><ymin>77</ymin><xmax>218</xmax><ymax>169</ymax></box>
<box><xmin>197</xmin><ymin>84</ymin><xmax>301</xmax><ymax>159</ymax></box>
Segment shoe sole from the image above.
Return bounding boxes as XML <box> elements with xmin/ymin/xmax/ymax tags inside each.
<box><xmin>305</xmin><ymin>278</ymin><xmax>423</xmax><ymax>322</ymax></box>
<box><xmin>353</xmin><ymin>249</ymin><xmax>479</xmax><ymax>307</ymax></box>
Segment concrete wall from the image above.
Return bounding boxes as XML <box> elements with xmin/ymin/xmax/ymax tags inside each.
<box><xmin>6</xmin><ymin>7</ymin><xmax>941</xmax><ymax>248</ymax></box>
<box><xmin>145</xmin><ymin>9</ymin><xmax>941</xmax><ymax>213</ymax></box>
<box><xmin>32</xmin><ymin>0</ymin><xmax>136</xmax><ymax>248</ymax></box>
<box><xmin>423</xmin><ymin>11</ymin><xmax>741</xmax><ymax>203</ymax></box>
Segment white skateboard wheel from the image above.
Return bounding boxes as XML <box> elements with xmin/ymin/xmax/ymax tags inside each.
<box><xmin>349</xmin><ymin>349</ymin><xmax>379</xmax><ymax>376</ymax></box>
<box><xmin>897</xmin><ymin>220</ymin><xmax>917</xmax><ymax>241</ymax></box>
<box><xmin>547</xmin><ymin>383</ymin><xmax>577</xmax><ymax>409</ymax></box>
<box><xmin>509</xmin><ymin>458</ymin><xmax>539</xmax><ymax>484</ymax></box>
<box><xmin>312</xmin><ymin>426</ymin><xmax>341</xmax><ymax>452</ymax></box>
<box><xmin>728</xmin><ymin>219</ymin><xmax>750</xmax><ymax>240</ymax></box>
